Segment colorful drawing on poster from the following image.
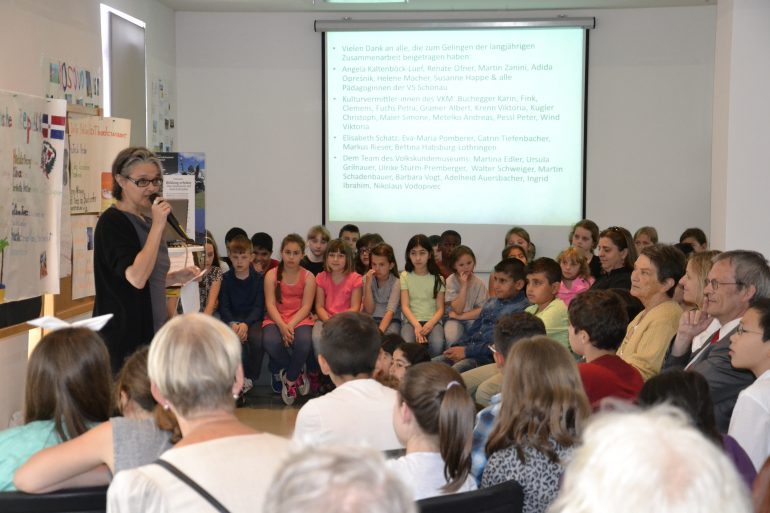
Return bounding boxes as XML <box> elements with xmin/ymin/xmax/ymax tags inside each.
<box><xmin>0</xmin><ymin>92</ymin><xmax>66</xmax><ymax>302</ymax></box>
<box><xmin>71</xmin><ymin>214</ymin><xmax>97</xmax><ymax>300</ymax></box>
<box><xmin>45</xmin><ymin>59</ymin><xmax>102</xmax><ymax>108</ymax></box>
<box><xmin>68</xmin><ymin>117</ymin><xmax>130</xmax><ymax>214</ymax></box>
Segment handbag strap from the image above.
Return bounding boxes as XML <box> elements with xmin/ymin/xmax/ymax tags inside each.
<box><xmin>154</xmin><ymin>459</ymin><xmax>232</xmax><ymax>513</ymax></box>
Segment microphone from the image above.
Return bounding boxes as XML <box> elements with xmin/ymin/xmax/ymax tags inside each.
<box><xmin>149</xmin><ymin>193</ymin><xmax>194</xmax><ymax>243</ymax></box>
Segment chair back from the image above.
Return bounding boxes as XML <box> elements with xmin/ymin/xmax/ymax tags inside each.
<box><xmin>0</xmin><ymin>486</ymin><xmax>107</xmax><ymax>513</ymax></box>
<box><xmin>417</xmin><ymin>479</ymin><xmax>524</xmax><ymax>513</ymax></box>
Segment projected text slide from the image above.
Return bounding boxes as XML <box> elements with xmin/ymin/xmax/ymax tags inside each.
<box><xmin>326</xmin><ymin>28</ymin><xmax>584</xmax><ymax>226</ymax></box>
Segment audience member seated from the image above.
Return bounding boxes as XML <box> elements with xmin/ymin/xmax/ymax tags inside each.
<box><xmin>617</xmin><ymin>244</ymin><xmax>686</xmax><ymax>380</ymax></box>
<box><xmin>444</xmin><ymin>245</ymin><xmax>488</xmax><ymax>346</ymax></box>
<box><xmin>263</xmin><ymin>445</ymin><xmax>416</xmax><ymax>513</ymax></box>
<box><xmin>567</xmin><ymin>290</ymin><xmax>643</xmax><ymax>409</ymax></box>
<box><xmin>388</xmin><ymin>362</ymin><xmax>476</xmax><ymax>500</ymax></box>
<box><xmin>678</xmin><ymin>250</ymin><xmax>722</xmax><ymax>313</ymax></box>
<box><xmin>556</xmin><ymin>247</ymin><xmax>594</xmax><ymax>306</ymax></box>
<box><xmin>389</xmin><ymin>342</ymin><xmax>431</xmax><ymax>387</ymax></box>
<box><xmin>107</xmin><ymin>313</ymin><xmax>290</xmax><ymax>512</ymax></box>
<box><xmin>199</xmin><ymin>235</ymin><xmax>223</xmax><ymax>315</ymax></box>
<box><xmin>591</xmin><ymin>226</ymin><xmax>637</xmax><ymax>291</ymax></box>
<box><xmin>263</xmin><ymin>234</ymin><xmax>317</xmax><ymax>404</ymax></box>
<box><xmin>312</xmin><ymin>239</ymin><xmax>363</xmax><ymax>349</ymax></box>
<box><xmin>665</xmin><ymin>250</ymin><xmax>770</xmax><ymax>431</ymax></box>
<box><xmin>338</xmin><ymin>223</ymin><xmax>360</xmax><ymax>253</ymax></box>
<box><xmin>524</xmin><ymin>258</ymin><xmax>570</xmax><ymax>350</ymax></box>
<box><xmin>549</xmin><ymin>405</ymin><xmax>752</xmax><ymax>513</ymax></box>
<box><xmin>354</xmin><ymin>233</ymin><xmax>384</xmax><ymax>276</ymax></box>
<box><xmin>638</xmin><ymin>370</ymin><xmax>756</xmax><ymax>488</ymax></box>
<box><xmin>219</xmin><ymin>226</ymin><xmax>247</xmax><ymax>271</ymax></box>
<box><xmin>14</xmin><ymin>347</ymin><xmax>176</xmax><ymax>493</ymax></box>
<box><xmin>469</xmin><ymin>312</ymin><xmax>546</xmax><ymax>482</ymax></box>
<box><xmin>679</xmin><ymin>227</ymin><xmax>709</xmax><ymax>253</ymax></box>
<box><xmin>480</xmin><ymin>336</ymin><xmax>589</xmax><ymax>513</ymax></box>
<box><xmin>729</xmin><ymin>298</ymin><xmax>770</xmax><ymax>471</ymax></box>
<box><xmin>436</xmin><ymin>230</ymin><xmax>462</xmax><ymax>279</ymax></box>
<box><xmin>300</xmin><ymin>225</ymin><xmax>329</xmax><ymax>276</ymax></box>
<box><xmin>218</xmin><ymin>234</ymin><xmax>265</xmax><ymax>394</ymax></box>
<box><xmin>633</xmin><ymin>225</ymin><xmax>658</xmax><ymax>252</ymax></box>
<box><xmin>569</xmin><ymin>219</ymin><xmax>602</xmax><ymax>279</ymax></box>
<box><xmin>400</xmin><ymin>234</ymin><xmax>446</xmax><ymax>357</ymax></box>
<box><xmin>363</xmin><ymin>243</ymin><xmax>402</xmax><ymax>335</ymax></box>
<box><xmin>251</xmin><ymin>232</ymin><xmax>279</xmax><ymax>273</ymax></box>
<box><xmin>0</xmin><ymin>325</ymin><xmax>111</xmax><ymax>491</ymax></box>
<box><xmin>373</xmin><ymin>333</ymin><xmax>403</xmax><ymax>385</ymax></box>
<box><xmin>294</xmin><ymin>312</ymin><xmax>402</xmax><ymax>451</ymax></box>
<box><xmin>439</xmin><ymin>258</ymin><xmax>529</xmax><ymax>373</ymax></box>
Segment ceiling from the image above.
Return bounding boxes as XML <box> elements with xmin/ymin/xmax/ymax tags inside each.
<box><xmin>157</xmin><ymin>0</ymin><xmax>713</xmax><ymax>13</ymax></box>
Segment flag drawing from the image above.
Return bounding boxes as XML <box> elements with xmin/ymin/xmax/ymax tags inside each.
<box><xmin>42</xmin><ymin>114</ymin><xmax>65</xmax><ymax>140</ymax></box>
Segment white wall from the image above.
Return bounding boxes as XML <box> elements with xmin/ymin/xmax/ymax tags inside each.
<box><xmin>0</xmin><ymin>0</ymin><xmax>175</xmax><ymax>426</ymax></box>
<box><xmin>711</xmin><ymin>0</ymin><xmax>770</xmax><ymax>258</ymax></box>
<box><xmin>176</xmin><ymin>6</ymin><xmax>716</xmax><ymax>253</ymax></box>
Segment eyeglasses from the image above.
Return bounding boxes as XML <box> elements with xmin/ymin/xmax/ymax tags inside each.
<box><xmin>736</xmin><ymin>323</ymin><xmax>763</xmax><ymax>336</ymax></box>
<box><xmin>359</xmin><ymin>247</ymin><xmax>371</xmax><ymax>255</ymax></box>
<box><xmin>123</xmin><ymin>175</ymin><xmax>163</xmax><ymax>188</ymax></box>
<box><xmin>703</xmin><ymin>279</ymin><xmax>743</xmax><ymax>291</ymax></box>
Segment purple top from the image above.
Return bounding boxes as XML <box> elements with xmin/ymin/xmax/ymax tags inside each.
<box><xmin>722</xmin><ymin>434</ymin><xmax>757</xmax><ymax>489</ymax></box>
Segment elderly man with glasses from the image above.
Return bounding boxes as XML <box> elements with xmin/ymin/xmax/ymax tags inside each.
<box><xmin>665</xmin><ymin>250</ymin><xmax>770</xmax><ymax>431</ymax></box>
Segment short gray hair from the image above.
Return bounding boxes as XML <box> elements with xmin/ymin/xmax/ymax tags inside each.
<box><xmin>263</xmin><ymin>446</ymin><xmax>416</xmax><ymax>513</ymax></box>
<box><xmin>111</xmin><ymin>146</ymin><xmax>162</xmax><ymax>200</ymax></box>
<box><xmin>714</xmin><ymin>250</ymin><xmax>770</xmax><ymax>299</ymax></box>
<box><xmin>148</xmin><ymin>314</ymin><xmax>241</xmax><ymax>417</ymax></box>
<box><xmin>549</xmin><ymin>405</ymin><xmax>752</xmax><ymax>513</ymax></box>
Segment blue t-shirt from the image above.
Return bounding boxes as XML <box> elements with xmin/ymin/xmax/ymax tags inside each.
<box><xmin>0</xmin><ymin>420</ymin><xmax>68</xmax><ymax>491</ymax></box>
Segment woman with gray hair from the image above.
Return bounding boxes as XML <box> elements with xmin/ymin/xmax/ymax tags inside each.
<box><xmin>93</xmin><ymin>146</ymin><xmax>199</xmax><ymax>373</ymax></box>
<box><xmin>107</xmin><ymin>313</ymin><xmax>290</xmax><ymax>513</ymax></box>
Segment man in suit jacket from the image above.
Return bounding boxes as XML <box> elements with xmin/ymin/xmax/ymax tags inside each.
<box><xmin>665</xmin><ymin>250</ymin><xmax>770</xmax><ymax>431</ymax></box>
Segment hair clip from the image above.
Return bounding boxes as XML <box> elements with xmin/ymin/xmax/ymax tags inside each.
<box><xmin>446</xmin><ymin>380</ymin><xmax>461</xmax><ymax>390</ymax></box>
<box><xmin>27</xmin><ymin>314</ymin><xmax>114</xmax><ymax>332</ymax></box>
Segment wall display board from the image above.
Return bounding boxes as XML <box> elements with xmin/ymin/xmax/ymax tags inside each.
<box><xmin>0</xmin><ymin>91</ymin><xmax>66</xmax><ymax>303</ymax></box>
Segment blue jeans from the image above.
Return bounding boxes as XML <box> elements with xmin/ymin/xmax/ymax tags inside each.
<box><xmin>263</xmin><ymin>324</ymin><xmax>313</xmax><ymax>382</ymax></box>
<box><xmin>401</xmin><ymin>321</ymin><xmax>445</xmax><ymax>357</ymax></box>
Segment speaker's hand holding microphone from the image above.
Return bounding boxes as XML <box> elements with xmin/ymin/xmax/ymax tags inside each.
<box><xmin>148</xmin><ymin>193</ymin><xmax>193</xmax><ymax>243</ymax></box>
<box><xmin>149</xmin><ymin>193</ymin><xmax>171</xmax><ymax>226</ymax></box>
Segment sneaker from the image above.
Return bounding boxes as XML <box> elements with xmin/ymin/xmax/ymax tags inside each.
<box><xmin>280</xmin><ymin>370</ymin><xmax>297</xmax><ymax>406</ymax></box>
<box><xmin>271</xmin><ymin>373</ymin><xmax>282</xmax><ymax>394</ymax></box>
<box><xmin>298</xmin><ymin>370</ymin><xmax>310</xmax><ymax>396</ymax></box>
<box><xmin>241</xmin><ymin>377</ymin><xmax>254</xmax><ymax>396</ymax></box>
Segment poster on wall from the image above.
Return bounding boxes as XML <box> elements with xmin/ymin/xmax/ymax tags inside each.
<box><xmin>68</xmin><ymin>117</ymin><xmax>131</xmax><ymax>214</ymax></box>
<box><xmin>157</xmin><ymin>152</ymin><xmax>205</xmax><ymax>244</ymax></box>
<box><xmin>0</xmin><ymin>91</ymin><xmax>66</xmax><ymax>303</ymax></box>
<box><xmin>149</xmin><ymin>76</ymin><xmax>174</xmax><ymax>152</ymax></box>
<box><xmin>59</xmin><ymin>141</ymin><xmax>72</xmax><ymax>277</ymax></box>
<box><xmin>71</xmin><ymin>214</ymin><xmax>97</xmax><ymax>300</ymax></box>
<box><xmin>45</xmin><ymin>58</ymin><xmax>102</xmax><ymax>108</ymax></box>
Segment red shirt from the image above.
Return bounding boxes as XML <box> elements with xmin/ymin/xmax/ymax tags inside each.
<box><xmin>578</xmin><ymin>354</ymin><xmax>644</xmax><ymax>410</ymax></box>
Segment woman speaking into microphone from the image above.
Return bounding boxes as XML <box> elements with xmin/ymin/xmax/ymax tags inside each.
<box><xmin>93</xmin><ymin>147</ymin><xmax>200</xmax><ymax>373</ymax></box>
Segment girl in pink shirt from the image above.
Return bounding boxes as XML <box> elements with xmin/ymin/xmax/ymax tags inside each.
<box><xmin>264</xmin><ymin>234</ymin><xmax>317</xmax><ymax>405</ymax></box>
<box><xmin>312</xmin><ymin>239</ymin><xmax>363</xmax><ymax>347</ymax></box>
<box><xmin>557</xmin><ymin>247</ymin><xmax>595</xmax><ymax>306</ymax></box>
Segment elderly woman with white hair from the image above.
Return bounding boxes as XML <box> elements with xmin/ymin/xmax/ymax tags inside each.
<box><xmin>107</xmin><ymin>313</ymin><xmax>290</xmax><ymax>513</ymax></box>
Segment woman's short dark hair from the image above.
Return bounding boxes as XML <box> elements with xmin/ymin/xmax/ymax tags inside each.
<box><xmin>640</xmin><ymin>244</ymin><xmax>687</xmax><ymax>297</ymax></box>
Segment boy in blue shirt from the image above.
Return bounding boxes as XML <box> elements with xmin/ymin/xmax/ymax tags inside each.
<box><xmin>219</xmin><ymin>234</ymin><xmax>265</xmax><ymax>393</ymax></box>
<box><xmin>440</xmin><ymin>258</ymin><xmax>529</xmax><ymax>372</ymax></box>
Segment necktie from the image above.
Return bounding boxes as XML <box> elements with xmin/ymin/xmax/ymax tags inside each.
<box><xmin>709</xmin><ymin>330</ymin><xmax>720</xmax><ymax>345</ymax></box>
